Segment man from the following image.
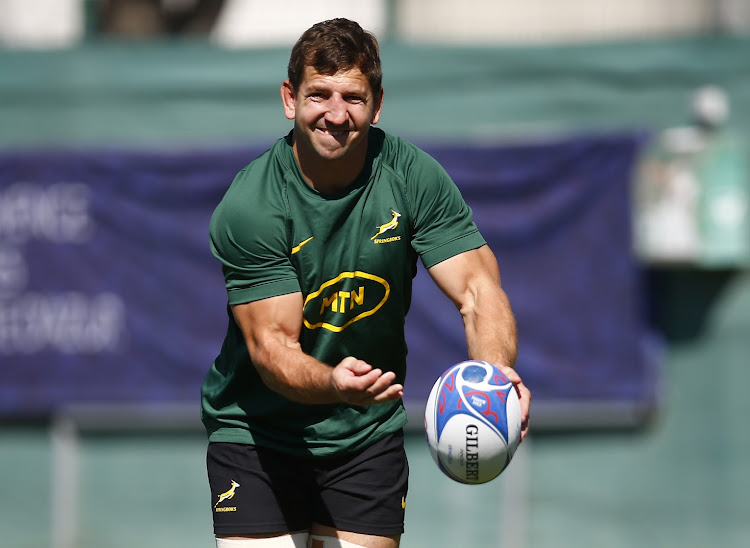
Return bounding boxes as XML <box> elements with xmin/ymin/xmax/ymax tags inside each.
<box><xmin>201</xmin><ymin>18</ymin><xmax>530</xmax><ymax>548</ymax></box>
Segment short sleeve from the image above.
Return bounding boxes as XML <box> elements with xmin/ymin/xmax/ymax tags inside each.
<box><xmin>406</xmin><ymin>151</ymin><xmax>486</xmax><ymax>268</ymax></box>
<box><xmin>209</xmin><ymin>168</ymin><xmax>300</xmax><ymax>305</ymax></box>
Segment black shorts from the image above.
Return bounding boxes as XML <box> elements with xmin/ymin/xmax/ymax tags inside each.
<box><xmin>207</xmin><ymin>430</ymin><xmax>408</xmax><ymax>537</ymax></box>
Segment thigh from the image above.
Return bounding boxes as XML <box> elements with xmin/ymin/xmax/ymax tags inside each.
<box><xmin>312</xmin><ymin>430</ymin><xmax>409</xmax><ymax>538</ymax></box>
<box><xmin>309</xmin><ymin>526</ymin><xmax>399</xmax><ymax>548</ymax></box>
<box><xmin>207</xmin><ymin>442</ymin><xmax>315</xmax><ymax>536</ymax></box>
<box><xmin>308</xmin><ymin>524</ymin><xmax>401</xmax><ymax>548</ymax></box>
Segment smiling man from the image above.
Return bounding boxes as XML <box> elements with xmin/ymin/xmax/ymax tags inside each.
<box><xmin>282</xmin><ymin>64</ymin><xmax>382</xmax><ymax>192</ymax></box>
<box><xmin>201</xmin><ymin>18</ymin><xmax>530</xmax><ymax>548</ymax></box>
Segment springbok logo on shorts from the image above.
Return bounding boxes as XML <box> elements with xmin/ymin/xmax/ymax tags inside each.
<box><xmin>215</xmin><ymin>480</ymin><xmax>240</xmax><ymax>512</ymax></box>
<box><xmin>371</xmin><ymin>210</ymin><xmax>401</xmax><ymax>242</ymax></box>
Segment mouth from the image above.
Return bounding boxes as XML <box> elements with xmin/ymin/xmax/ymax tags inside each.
<box><xmin>316</xmin><ymin>128</ymin><xmax>350</xmax><ymax>137</ymax></box>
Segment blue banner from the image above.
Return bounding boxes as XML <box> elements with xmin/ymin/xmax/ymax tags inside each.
<box><xmin>0</xmin><ymin>132</ymin><xmax>655</xmax><ymax>418</ymax></box>
<box><xmin>405</xmin><ymin>133</ymin><xmax>656</xmax><ymax>405</ymax></box>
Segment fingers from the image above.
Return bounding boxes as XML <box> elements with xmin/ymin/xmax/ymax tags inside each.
<box><xmin>498</xmin><ymin>364</ymin><xmax>531</xmax><ymax>442</ymax></box>
<box><xmin>499</xmin><ymin>365</ymin><xmax>521</xmax><ymax>384</ymax></box>
<box><xmin>332</xmin><ymin>358</ymin><xmax>404</xmax><ymax>406</ymax></box>
<box><xmin>352</xmin><ymin>368</ymin><xmax>404</xmax><ymax>403</ymax></box>
<box><xmin>516</xmin><ymin>380</ymin><xmax>531</xmax><ymax>441</ymax></box>
<box><xmin>341</xmin><ymin>357</ymin><xmax>373</xmax><ymax>376</ymax></box>
<box><xmin>368</xmin><ymin>371</ymin><xmax>404</xmax><ymax>402</ymax></box>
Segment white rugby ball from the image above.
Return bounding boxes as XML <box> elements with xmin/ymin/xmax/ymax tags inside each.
<box><xmin>424</xmin><ymin>360</ymin><xmax>521</xmax><ymax>484</ymax></box>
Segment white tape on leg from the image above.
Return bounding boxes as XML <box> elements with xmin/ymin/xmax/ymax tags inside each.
<box><xmin>216</xmin><ymin>533</ymin><xmax>308</xmax><ymax>547</ymax></box>
<box><xmin>307</xmin><ymin>535</ymin><xmax>367</xmax><ymax>548</ymax></box>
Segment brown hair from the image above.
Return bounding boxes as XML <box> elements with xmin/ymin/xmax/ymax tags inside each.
<box><xmin>287</xmin><ymin>18</ymin><xmax>382</xmax><ymax>94</ymax></box>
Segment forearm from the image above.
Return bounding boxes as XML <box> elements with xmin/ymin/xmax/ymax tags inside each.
<box><xmin>248</xmin><ymin>336</ymin><xmax>341</xmax><ymax>404</ymax></box>
<box><xmin>231</xmin><ymin>295</ymin><xmax>340</xmax><ymax>404</ymax></box>
<box><xmin>461</xmin><ymin>281</ymin><xmax>518</xmax><ymax>368</ymax></box>
<box><xmin>232</xmin><ymin>294</ymin><xmax>402</xmax><ymax>407</ymax></box>
<box><xmin>428</xmin><ymin>246</ymin><xmax>518</xmax><ymax>368</ymax></box>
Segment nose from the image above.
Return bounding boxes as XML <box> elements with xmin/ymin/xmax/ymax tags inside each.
<box><xmin>325</xmin><ymin>95</ymin><xmax>349</xmax><ymax>125</ymax></box>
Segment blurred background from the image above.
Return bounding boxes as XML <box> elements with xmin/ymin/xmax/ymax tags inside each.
<box><xmin>1</xmin><ymin>1</ymin><xmax>749</xmax><ymax>547</ymax></box>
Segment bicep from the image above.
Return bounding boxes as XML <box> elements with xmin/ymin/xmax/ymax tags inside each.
<box><xmin>231</xmin><ymin>292</ymin><xmax>304</xmax><ymax>359</ymax></box>
<box><xmin>427</xmin><ymin>245</ymin><xmax>501</xmax><ymax>308</ymax></box>
<box><xmin>210</xmin><ymin>181</ymin><xmax>297</xmax><ymax>300</ymax></box>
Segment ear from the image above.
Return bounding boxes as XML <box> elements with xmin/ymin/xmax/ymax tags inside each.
<box><xmin>281</xmin><ymin>80</ymin><xmax>296</xmax><ymax>120</ymax></box>
<box><xmin>371</xmin><ymin>87</ymin><xmax>384</xmax><ymax>125</ymax></box>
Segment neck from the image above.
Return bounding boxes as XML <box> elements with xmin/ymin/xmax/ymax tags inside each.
<box><xmin>292</xmin><ymin>135</ymin><xmax>369</xmax><ymax>195</ymax></box>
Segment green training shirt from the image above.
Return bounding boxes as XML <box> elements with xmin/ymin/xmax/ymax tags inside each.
<box><xmin>201</xmin><ymin>127</ymin><xmax>486</xmax><ymax>457</ymax></box>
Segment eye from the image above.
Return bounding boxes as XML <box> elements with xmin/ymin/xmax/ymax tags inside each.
<box><xmin>346</xmin><ymin>96</ymin><xmax>365</xmax><ymax>104</ymax></box>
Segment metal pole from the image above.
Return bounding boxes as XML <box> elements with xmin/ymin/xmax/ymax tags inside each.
<box><xmin>50</xmin><ymin>414</ymin><xmax>79</xmax><ymax>548</ymax></box>
<box><xmin>500</xmin><ymin>437</ymin><xmax>530</xmax><ymax>548</ymax></box>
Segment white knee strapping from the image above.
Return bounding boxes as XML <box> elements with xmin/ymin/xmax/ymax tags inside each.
<box><xmin>216</xmin><ymin>533</ymin><xmax>308</xmax><ymax>547</ymax></box>
<box><xmin>306</xmin><ymin>535</ymin><xmax>367</xmax><ymax>548</ymax></box>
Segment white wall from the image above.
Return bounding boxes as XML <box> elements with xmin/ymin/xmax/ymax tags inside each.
<box><xmin>396</xmin><ymin>0</ymin><xmax>720</xmax><ymax>44</ymax></box>
<box><xmin>0</xmin><ymin>0</ymin><xmax>83</xmax><ymax>48</ymax></box>
<box><xmin>211</xmin><ymin>0</ymin><xmax>388</xmax><ymax>48</ymax></box>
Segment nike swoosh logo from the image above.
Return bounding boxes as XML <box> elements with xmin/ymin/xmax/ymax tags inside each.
<box><xmin>291</xmin><ymin>236</ymin><xmax>314</xmax><ymax>255</ymax></box>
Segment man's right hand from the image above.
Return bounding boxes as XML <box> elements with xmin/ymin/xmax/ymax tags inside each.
<box><xmin>330</xmin><ymin>357</ymin><xmax>404</xmax><ymax>406</ymax></box>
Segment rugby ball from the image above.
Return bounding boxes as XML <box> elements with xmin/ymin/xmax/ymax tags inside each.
<box><xmin>424</xmin><ymin>360</ymin><xmax>521</xmax><ymax>484</ymax></box>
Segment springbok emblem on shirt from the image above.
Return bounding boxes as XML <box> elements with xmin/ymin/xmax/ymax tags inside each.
<box><xmin>371</xmin><ymin>210</ymin><xmax>401</xmax><ymax>240</ymax></box>
<box><xmin>215</xmin><ymin>480</ymin><xmax>240</xmax><ymax>507</ymax></box>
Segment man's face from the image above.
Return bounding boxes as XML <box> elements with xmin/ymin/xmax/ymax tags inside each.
<box><xmin>282</xmin><ymin>66</ymin><xmax>383</xmax><ymax>165</ymax></box>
